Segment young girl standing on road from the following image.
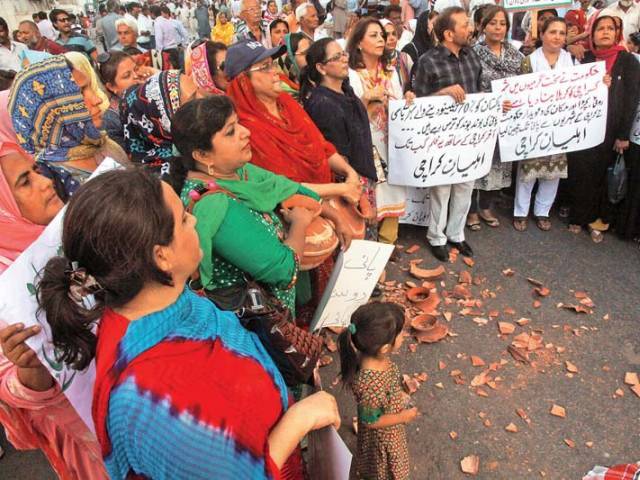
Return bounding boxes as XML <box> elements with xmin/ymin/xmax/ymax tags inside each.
<box><xmin>338</xmin><ymin>302</ymin><xmax>418</xmax><ymax>480</ymax></box>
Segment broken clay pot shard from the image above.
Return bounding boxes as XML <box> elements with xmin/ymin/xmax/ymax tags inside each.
<box><xmin>409</xmin><ymin>262</ymin><xmax>445</xmax><ymax>280</ymax></box>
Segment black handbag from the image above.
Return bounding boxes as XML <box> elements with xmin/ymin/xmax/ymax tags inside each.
<box><xmin>608</xmin><ymin>153</ymin><xmax>628</xmax><ymax>204</ymax></box>
<box><xmin>195</xmin><ymin>279</ymin><xmax>323</xmax><ymax>387</ymax></box>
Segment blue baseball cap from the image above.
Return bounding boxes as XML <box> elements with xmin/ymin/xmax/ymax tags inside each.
<box><xmin>224</xmin><ymin>40</ymin><xmax>286</xmax><ymax>80</ymax></box>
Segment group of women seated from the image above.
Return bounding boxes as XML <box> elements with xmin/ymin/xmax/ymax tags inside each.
<box><xmin>1</xmin><ymin>6</ymin><xmax>640</xmax><ymax>479</ymax></box>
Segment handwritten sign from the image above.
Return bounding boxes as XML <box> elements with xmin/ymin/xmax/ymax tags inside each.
<box><xmin>310</xmin><ymin>240</ymin><xmax>394</xmax><ymax>331</ymax></box>
<box><xmin>503</xmin><ymin>0</ymin><xmax>571</xmax><ymax>11</ymax></box>
<box><xmin>631</xmin><ymin>55</ymin><xmax>640</xmax><ymax>146</ymax></box>
<box><xmin>0</xmin><ymin>158</ymin><xmax>121</xmax><ymax>432</ymax></box>
<box><xmin>388</xmin><ymin>93</ymin><xmax>501</xmax><ymax>187</ymax></box>
<box><xmin>493</xmin><ymin>62</ymin><xmax>608</xmax><ymax>162</ymax></box>
<box><xmin>399</xmin><ymin>187</ymin><xmax>430</xmax><ymax>227</ymax></box>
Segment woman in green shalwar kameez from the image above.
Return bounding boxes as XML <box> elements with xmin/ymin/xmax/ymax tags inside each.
<box><xmin>171</xmin><ymin>95</ymin><xmax>352</xmax><ymax>316</ymax></box>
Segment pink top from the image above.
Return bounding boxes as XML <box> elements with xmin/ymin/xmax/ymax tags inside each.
<box><xmin>0</xmin><ymin>320</ymin><xmax>108</xmax><ymax>479</ymax></box>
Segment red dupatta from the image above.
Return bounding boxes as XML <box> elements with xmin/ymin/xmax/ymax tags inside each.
<box><xmin>227</xmin><ymin>75</ymin><xmax>334</xmax><ymax>184</ymax></box>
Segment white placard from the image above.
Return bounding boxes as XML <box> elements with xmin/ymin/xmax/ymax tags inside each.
<box><xmin>399</xmin><ymin>187</ymin><xmax>430</xmax><ymax>226</ymax></box>
<box><xmin>631</xmin><ymin>54</ymin><xmax>640</xmax><ymax>146</ymax></box>
<box><xmin>0</xmin><ymin>158</ymin><xmax>122</xmax><ymax>432</ymax></box>
<box><xmin>310</xmin><ymin>240</ymin><xmax>395</xmax><ymax>331</ymax></box>
<box><xmin>503</xmin><ymin>0</ymin><xmax>571</xmax><ymax>10</ymax></box>
<box><xmin>493</xmin><ymin>62</ymin><xmax>608</xmax><ymax>162</ymax></box>
<box><xmin>388</xmin><ymin>93</ymin><xmax>501</xmax><ymax>187</ymax></box>
<box><xmin>307</xmin><ymin>426</ymin><xmax>353</xmax><ymax>480</ymax></box>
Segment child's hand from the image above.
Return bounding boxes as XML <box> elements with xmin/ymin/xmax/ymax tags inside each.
<box><xmin>403</xmin><ymin>406</ymin><xmax>419</xmax><ymax>424</ymax></box>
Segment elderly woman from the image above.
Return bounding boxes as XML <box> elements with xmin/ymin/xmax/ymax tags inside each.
<box><xmin>0</xmin><ymin>91</ymin><xmax>107</xmax><ymax>478</ymax></box>
<box><xmin>37</xmin><ymin>167</ymin><xmax>340</xmax><ymax>480</ymax></box>
<box><xmin>567</xmin><ymin>14</ymin><xmax>640</xmax><ymax>242</ymax></box>
<box><xmin>8</xmin><ymin>53</ymin><xmax>127</xmax><ymax>199</ymax></box>
<box><xmin>225</xmin><ymin>40</ymin><xmax>361</xmax><ymax>324</ymax></box>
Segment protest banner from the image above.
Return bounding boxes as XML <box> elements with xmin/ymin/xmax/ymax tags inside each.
<box><xmin>0</xmin><ymin>159</ymin><xmax>121</xmax><ymax>432</ymax></box>
<box><xmin>493</xmin><ymin>62</ymin><xmax>608</xmax><ymax>162</ymax></box>
<box><xmin>503</xmin><ymin>0</ymin><xmax>571</xmax><ymax>11</ymax></box>
<box><xmin>388</xmin><ymin>93</ymin><xmax>501</xmax><ymax>188</ymax></box>
<box><xmin>311</xmin><ymin>240</ymin><xmax>394</xmax><ymax>331</ymax></box>
<box><xmin>399</xmin><ymin>187</ymin><xmax>430</xmax><ymax>227</ymax></box>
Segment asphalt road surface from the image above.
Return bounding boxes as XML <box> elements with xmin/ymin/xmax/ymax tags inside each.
<box><xmin>1</xmin><ymin>205</ymin><xmax>639</xmax><ymax>479</ymax></box>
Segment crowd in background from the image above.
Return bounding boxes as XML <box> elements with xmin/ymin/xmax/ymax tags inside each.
<box><xmin>0</xmin><ymin>0</ymin><xmax>639</xmax><ymax>478</ymax></box>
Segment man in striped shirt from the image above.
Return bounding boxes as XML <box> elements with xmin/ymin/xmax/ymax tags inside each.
<box><xmin>50</xmin><ymin>9</ymin><xmax>97</xmax><ymax>62</ymax></box>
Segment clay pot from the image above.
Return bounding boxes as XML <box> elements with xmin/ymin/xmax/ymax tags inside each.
<box><xmin>281</xmin><ymin>195</ymin><xmax>339</xmax><ymax>271</ymax></box>
<box><xmin>406</xmin><ymin>287</ymin><xmax>440</xmax><ymax>313</ymax></box>
<box><xmin>300</xmin><ymin>217</ymin><xmax>340</xmax><ymax>270</ymax></box>
<box><xmin>327</xmin><ymin>197</ymin><xmax>363</xmax><ymax>240</ymax></box>
<box><xmin>411</xmin><ymin>314</ymin><xmax>448</xmax><ymax>343</ymax></box>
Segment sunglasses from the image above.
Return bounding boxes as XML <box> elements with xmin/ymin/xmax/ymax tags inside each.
<box><xmin>57</xmin><ymin>17</ymin><xmax>71</xmax><ymax>23</ymax></box>
<box><xmin>321</xmin><ymin>51</ymin><xmax>349</xmax><ymax>64</ymax></box>
<box><xmin>246</xmin><ymin>60</ymin><xmax>276</xmax><ymax>73</ymax></box>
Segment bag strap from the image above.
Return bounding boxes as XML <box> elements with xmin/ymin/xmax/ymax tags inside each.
<box><xmin>186</xmin><ymin>181</ymin><xmax>238</xmax><ymax>214</ymax></box>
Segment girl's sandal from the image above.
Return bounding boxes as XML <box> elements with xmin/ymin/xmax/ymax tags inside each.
<box><xmin>589</xmin><ymin>228</ymin><xmax>604</xmax><ymax>244</ymax></box>
<box><xmin>536</xmin><ymin>217</ymin><xmax>552</xmax><ymax>231</ymax></box>
<box><xmin>568</xmin><ymin>224</ymin><xmax>582</xmax><ymax>234</ymax></box>
<box><xmin>466</xmin><ymin>214</ymin><xmax>481</xmax><ymax>231</ymax></box>
<box><xmin>513</xmin><ymin>217</ymin><xmax>528</xmax><ymax>231</ymax></box>
<box><xmin>479</xmin><ymin>210</ymin><xmax>500</xmax><ymax>227</ymax></box>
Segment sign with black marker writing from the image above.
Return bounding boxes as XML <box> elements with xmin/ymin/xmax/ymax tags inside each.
<box><xmin>503</xmin><ymin>0</ymin><xmax>571</xmax><ymax>11</ymax></box>
<box><xmin>493</xmin><ymin>62</ymin><xmax>608</xmax><ymax>162</ymax></box>
<box><xmin>387</xmin><ymin>93</ymin><xmax>501</xmax><ymax>187</ymax></box>
<box><xmin>399</xmin><ymin>187</ymin><xmax>430</xmax><ymax>226</ymax></box>
<box><xmin>310</xmin><ymin>240</ymin><xmax>394</xmax><ymax>331</ymax></box>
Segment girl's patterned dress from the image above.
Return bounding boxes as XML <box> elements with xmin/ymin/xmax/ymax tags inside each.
<box><xmin>353</xmin><ymin>362</ymin><xmax>410</xmax><ymax>480</ymax></box>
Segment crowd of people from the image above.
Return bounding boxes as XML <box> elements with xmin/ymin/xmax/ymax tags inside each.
<box><xmin>0</xmin><ymin>0</ymin><xmax>639</xmax><ymax>478</ymax></box>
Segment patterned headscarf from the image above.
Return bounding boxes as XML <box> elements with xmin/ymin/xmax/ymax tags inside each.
<box><xmin>190</xmin><ymin>42</ymin><xmax>225</xmax><ymax>95</ymax></box>
<box><xmin>8</xmin><ymin>55</ymin><xmax>106</xmax><ymax>164</ymax></box>
<box><xmin>121</xmin><ymin>70</ymin><xmax>181</xmax><ymax>175</ymax></box>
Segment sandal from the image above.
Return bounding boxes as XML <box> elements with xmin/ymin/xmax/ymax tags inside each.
<box><xmin>479</xmin><ymin>209</ymin><xmax>500</xmax><ymax>227</ymax></box>
<box><xmin>466</xmin><ymin>213</ymin><xmax>481</xmax><ymax>231</ymax></box>
<box><xmin>536</xmin><ymin>217</ymin><xmax>552</xmax><ymax>231</ymax></box>
<box><xmin>513</xmin><ymin>217</ymin><xmax>528</xmax><ymax>231</ymax></box>
<box><xmin>589</xmin><ymin>228</ymin><xmax>604</xmax><ymax>243</ymax></box>
<box><xmin>568</xmin><ymin>224</ymin><xmax>582</xmax><ymax>234</ymax></box>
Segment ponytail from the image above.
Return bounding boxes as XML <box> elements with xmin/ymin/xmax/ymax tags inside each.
<box><xmin>338</xmin><ymin>327</ymin><xmax>359</xmax><ymax>388</ymax></box>
<box><xmin>337</xmin><ymin>302</ymin><xmax>405</xmax><ymax>388</ymax></box>
<box><xmin>35</xmin><ymin>169</ymin><xmax>176</xmax><ymax>371</ymax></box>
<box><xmin>37</xmin><ymin>256</ymin><xmax>104</xmax><ymax>370</ymax></box>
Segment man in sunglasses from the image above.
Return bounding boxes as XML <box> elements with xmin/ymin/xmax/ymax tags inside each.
<box><xmin>50</xmin><ymin>8</ymin><xmax>97</xmax><ymax>62</ymax></box>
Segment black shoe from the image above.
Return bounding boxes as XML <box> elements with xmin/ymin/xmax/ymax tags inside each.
<box><xmin>449</xmin><ymin>241</ymin><xmax>473</xmax><ymax>257</ymax></box>
<box><xmin>371</xmin><ymin>285</ymin><xmax>383</xmax><ymax>298</ymax></box>
<box><xmin>430</xmin><ymin>244</ymin><xmax>449</xmax><ymax>262</ymax></box>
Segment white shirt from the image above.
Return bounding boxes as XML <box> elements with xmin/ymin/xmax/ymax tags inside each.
<box><xmin>137</xmin><ymin>13</ymin><xmax>154</xmax><ymax>43</ymax></box>
<box><xmin>601</xmin><ymin>2</ymin><xmax>640</xmax><ymax>40</ymax></box>
<box><xmin>37</xmin><ymin>19</ymin><xmax>58</xmax><ymax>41</ymax></box>
<box><xmin>0</xmin><ymin>41</ymin><xmax>27</xmax><ymax>71</ymax></box>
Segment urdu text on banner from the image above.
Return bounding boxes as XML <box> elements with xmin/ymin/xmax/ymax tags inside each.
<box><xmin>387</xmin><ymin>93</ymin><xmax>501</xmax><ymax>188</ymax></box>
<box><xmin>492</xmin><ymin>61</ymin><xmax>608</xmax><ymax>162</ymax></box>
<box><xmin>503</xmin><ymin>0</ymin><xmax>572</xmax><ymax>11</ymax></box>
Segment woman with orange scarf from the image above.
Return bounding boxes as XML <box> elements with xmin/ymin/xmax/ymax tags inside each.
<box><xmin>224</xmin><ymin>40</ymin><xmax>362</xmax><ymax>324</ymax></box>
<box><xmin>567</xmin><ymin>14</ymin><xmax>640</xmax><ymax>242</ymax></box>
